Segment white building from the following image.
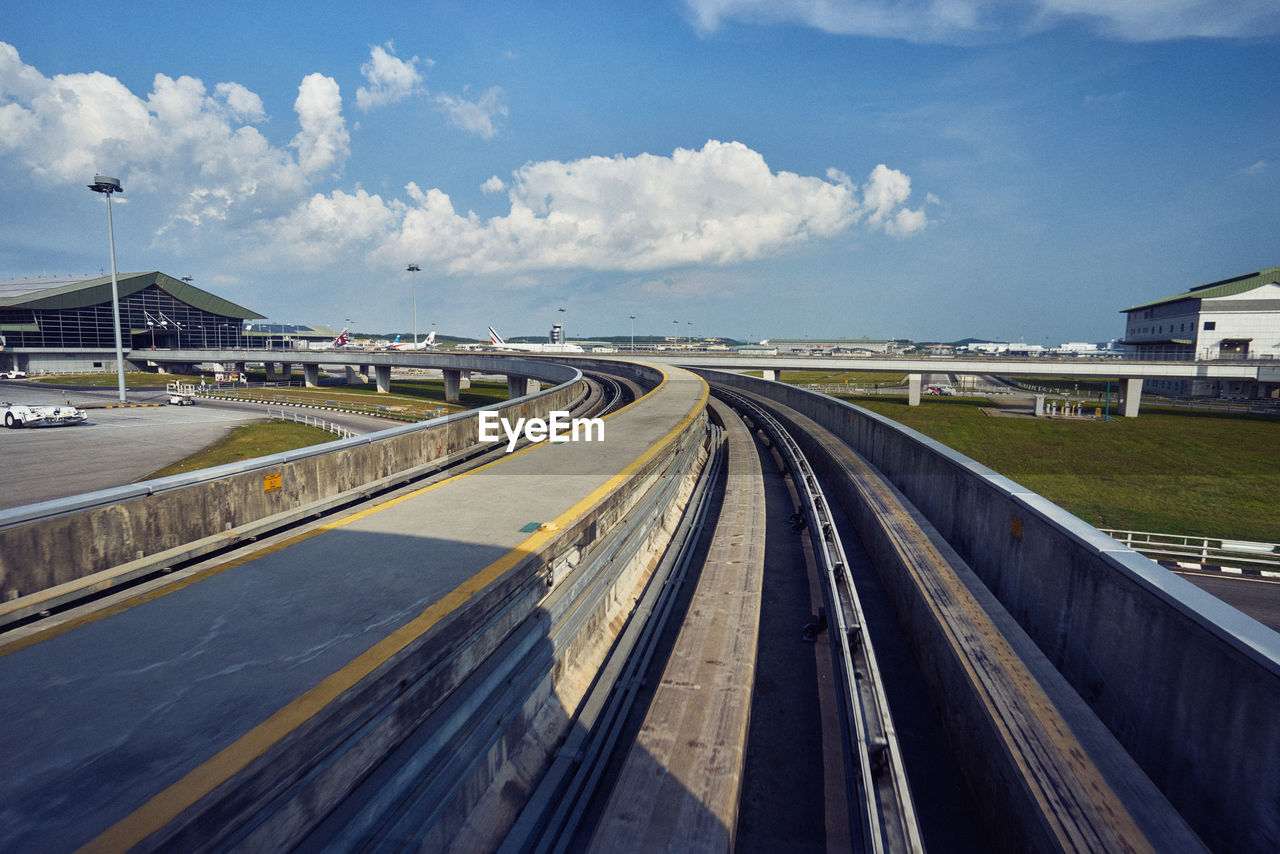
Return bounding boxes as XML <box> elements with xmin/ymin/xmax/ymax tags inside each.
<box><xmin>1121</xmin><ymin>265</ymin><xmax>1280</xmax><ymax>397</ymax></box>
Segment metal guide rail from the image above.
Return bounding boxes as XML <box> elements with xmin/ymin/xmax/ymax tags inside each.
<box><xmin>715</xmin><ymin>387</ymin><xmax>923</xmax><ymax>854</ymax></box>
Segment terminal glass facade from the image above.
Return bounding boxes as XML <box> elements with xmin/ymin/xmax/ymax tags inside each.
<box><xmin>1</xmin><ymin>278</ymin><xmax>252</xmax><ymax>349</ymax></box>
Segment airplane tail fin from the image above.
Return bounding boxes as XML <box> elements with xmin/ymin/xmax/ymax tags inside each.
<box><xmin>488</xmin><ymin>326</ymin><xmax>505</xmax><ymax>345</ymax></box>
<box><xmin>426</xmin><ymin>330</ymin><xmax>436</xmax><ymax>346</ymax></box>
<box><xmin>333</xmin><ymin>328</ymin><xmax>348</xmax><ymax>348</ymax></box>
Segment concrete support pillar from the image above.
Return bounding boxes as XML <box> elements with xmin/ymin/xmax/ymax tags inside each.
<box><xmin>374</xmin><ymin>365</ymin><xmax>392</xmax><ymax>394</ymax></box>
<box><xmin>303</xmin><ymin>364</ymin><xmax>320</xmax><ymax>388</ymax></box>
<box><xmin>359</xmin><ymin>364</ymin><xmax>371</xmax><ymax>383</ymax></box>
<box><xmin>1034</xmin><ymin>394</ymin><xmax>1045</xmax><ymax>418</ymax></box>
<box><xmin>344</xmin><ymin>366</ymin><xmax>361</xmax><ymax>384</ymax></box>
<box><xmin>761</xmin><ymin>369</ymin><xmax>778</xmax><ymax>382</ymax></box>
<box><xmin>443</xmin><ymin>369</ymin><xmax>462</xmax><ymax>403</ymax></box>
<box><xmin>908</xmin><ymin>373</ymin><xmax>923</xmax><ymax>406</ymax></box>
<box><xmin>459</xmin><ymin>370</ymin><xmax>472</xmax><ymax>390</ymax></box>
<box><xmin>1121</xmin><ymin>377</ymin><xmax>1144</xmax><ymax>417</ymax></box>
<box><xmin>507</xmin><ymin>375</ymin><xmax>538</xmax><ymax>399</ymax></box>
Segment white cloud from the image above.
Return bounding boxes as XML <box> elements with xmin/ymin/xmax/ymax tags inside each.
<box><xmin>0</xmin><ymin>43</ymin><xmax>927</xmax><ymax>285</ymax></box>
<box><xmin>0</xmin><ymin>42</ymin><xmax>350</xmax><ymax>236</ymax></box>
<box><xmin>377</xmin><ymin>140</ymin><xmax>926</xmax><ymax>273</ymax></box>
<box><xmin>1242</xmin><ymin>160</ymin><xmax>1267</xmax><ymax>176</ymax></box>
<box><xmin>251</xmin><ymin>189</ymin><xmax>403</xmax><ymax>266</ymax></box>
<box><xmin>292</xmin><ymin>73</ymin><xmax>349</xmax><ymax>177</ymax></box>
<box><xmin>214</xmin><ymin>82</ymin><xmax>266</xmax><ymax>122</ymax></box>
<box><xmin>862</xmin><ymin>163</ymin><xmax>927</xmax><ymax>236</ymax></box>
<box><xmin>435</xmin><ymin>86</ymin><xmax>507</xmax><ymax>139</ymax></box>
<box><xmin>355</xmin><ymin>42</ymin><xmax>428</xmax><ymax>111</ymax></box>
<box><xmin>684</xmin><ymin>0</ymin><xmax>1280</xmax><ymax>43</ymax></box>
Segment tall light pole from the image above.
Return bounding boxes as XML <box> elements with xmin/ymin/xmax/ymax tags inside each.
<box><xmin>88</xmin><ymin>174</ymin><xmax>127</xmax><ymax>403</ymax></box>
<box><xmin>558</xmin><ymin>307</ymin><xmax>566</xmax><ymax>344</ymax></box>
<box><xmin>407</xmin><ymin>264</ymin><xmax>421</xmax><ymax>346</ymax></box>
<box><xmin>630</xmin><ymin>315</ymin><xmax>636</xmax><ymax>352</ymax></box>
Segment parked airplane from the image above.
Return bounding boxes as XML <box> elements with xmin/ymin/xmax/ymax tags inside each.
<box><xmin>386</xmin><ymin>331</ymin><xmax>437</xmax><ymax>350</ymax></box>
<box><xmin>331</xmin><ymin>328</ymin><xmax>349</xmax><ymax>348</ymax></box>
<box><xmin>487</xmin><ymin>327</ymin><xmax>585</xmax><ymax>354</ymax></box>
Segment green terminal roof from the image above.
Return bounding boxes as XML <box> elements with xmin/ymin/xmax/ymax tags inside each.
<box><xmin>1122</xmin><ymin>266</ymin><xmax>1280</xmax><ymax>313</ymax></box>
<box><xmin>0</xmin><ymin>271</ymin><xmax>265</xmax><ymax>319</ymax></box>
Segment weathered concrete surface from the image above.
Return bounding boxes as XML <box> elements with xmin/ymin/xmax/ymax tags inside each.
<box><xmin>696</xmin><ymin>369</ymin><xmax>1280</xmax><ymax>853</ymax></box>
<box><xmin>0</xmin><ymin>367</ymin><xmax>584</xmax><ymax>599</ymax></box>
<box><xmin>589</xmin><ymin>396</ymin><xmax>765</xmax><ymax>853</ymax></box>
<box><xmin>0</xmin><ymin>362</ymin><xmax>707</xmax><ymax>852</ymax></box>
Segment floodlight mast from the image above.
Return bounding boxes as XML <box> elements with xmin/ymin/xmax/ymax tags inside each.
<box><xmin>88</xmin><ymin>174</ymin><xmax>127</xmax><ymax>403</ymax></box>
<box><xmin>407</xmin><ymin>263</ymin><xmax>421</xmax><ymax>346</ymax></box>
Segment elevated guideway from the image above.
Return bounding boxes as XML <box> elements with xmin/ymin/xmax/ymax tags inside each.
<box><xmin>128</xmin><ymin>345</ymin><xmax>1276</xmax><ymax>415</ymax></box>
<box><xmin>4</xmin><ymin>352</ymin><xmax>1279</xmax><ymax>851</ymax></box>
<box><xmin>0</xmin><ymin>362</ymin><xmax>708</xmax><ymax>851</ymax></box>
<box><xmin>642</xmin><ymin>352</ymin><xmax>1272</xmax><ymax>415</ymax></box>
<box><xmin>696</xmin><ymin>368</ymin><xmax>1280</xmax><ymax>853</ymax></box>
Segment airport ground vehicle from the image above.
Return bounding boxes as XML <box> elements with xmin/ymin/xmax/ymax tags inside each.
<box><xmin>2</xmin><ymin>369</ymin><xmax>27</xmax><ymax>379</ymax></box>
<box><xmin>925</xmin><ymin>385</ymin><xmax>955</xmax><ymax>395</ymax></box>
<box><xmin>2</xmin><ymin>402</ymin><xmax>87</xmax><ymax>428</ymax></box>
<box><xmin>167</xmin><ymin>382</ymin><xmax>197</xmax><ymax>405</ymax></box>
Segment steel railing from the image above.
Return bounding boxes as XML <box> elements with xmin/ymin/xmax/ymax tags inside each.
<box><xmin>1102</xmin><ymin>528</ymin><xmax>1280</xmax><ymax>574</ymax></box>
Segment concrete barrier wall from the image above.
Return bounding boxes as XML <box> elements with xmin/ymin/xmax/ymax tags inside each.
<box><xmin>144</xmin><ymin>372</ymin><xmax>709</xmax><ymax>852</ymax></box>
<box><xmin>0</xmin><ymin>374</ymin><xmax>586</xmax><ymax>599</ymax></box>
<box><xmin>697</xmin><ymin>369</ymin><xmax>1280</xmax><ymax>853</ymax></box>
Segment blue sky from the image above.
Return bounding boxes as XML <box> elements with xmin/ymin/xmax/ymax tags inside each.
<box><xmin>2</xmin><ymin>1</ymin><xmax>1277</xmax><ymax>344</ymax></box>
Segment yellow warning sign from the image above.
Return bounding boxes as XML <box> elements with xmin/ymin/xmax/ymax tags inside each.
<box><xmin>264</xmin><ymin>472</ymin><xmax>282</xmax><ymax>493</ymax></box>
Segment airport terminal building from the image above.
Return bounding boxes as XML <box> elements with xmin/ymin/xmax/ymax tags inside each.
<box><xmin>1122</xmin><ymin>265</ymin><xmax>1280</xmax><ymax>397</ymax></box>
<box><xmin>0</xmin><ymin>272</ymin><xmax>264</xmax><ymax>375</ymax></box>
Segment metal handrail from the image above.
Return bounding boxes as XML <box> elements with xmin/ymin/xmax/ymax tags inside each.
<box><xmin>718</xmin><ymin>387</ymin><xmax>922</xmax><ymax>853</ymax></box>
<box><xmin>266</xmin><ymin>408</ymin><xmax>355</xmax><ymax>439</ymax></box>
<box><xmin>1102</xmin><ymin>528</ymin><xmax>1280</xmax><ymax>573</ymax></box>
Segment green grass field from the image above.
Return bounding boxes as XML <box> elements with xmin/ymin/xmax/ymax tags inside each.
<box><xmin>839</xmin><ymin>395</ymin><xmax>1279</xmax><ymax>543</ymax></box>
<box><xmin>34</xmin><ymin>371</ymin><xmax>187</xmax><ymax>387</ymax></box>
<box><xmin>144</xmin><ymin>420</ymin><xmax>337</xmax><ymax>479</ymax></box>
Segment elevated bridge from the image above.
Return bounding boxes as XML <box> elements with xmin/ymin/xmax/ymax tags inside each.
<box><xmin>1</xmin><ymin>356</ymin><xmax>1277</xmax><ymax>852</ymax></box>
<box><xmin>130</xmin><ymin>346</ymin><xmax>1278</xmax><ymax>416</ymax></box>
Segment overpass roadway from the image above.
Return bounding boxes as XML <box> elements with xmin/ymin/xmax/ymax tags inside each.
<box><xmin>133</xmin><ymin>347</ymin><xmax>1274</xmax><ymax>416</ymax></box>
<box><xmin>632</xmin><ymin>352</ymin><xmax>1271</xmax><ymax>415</ymax></box>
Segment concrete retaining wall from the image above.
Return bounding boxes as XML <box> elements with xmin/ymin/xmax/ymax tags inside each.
<box><xmin>142</xmin><ymin>370</ymin><xmax>708</xmax><ymax>852</ymax></box>
<box><xmin>0</xmin><ymin>373</ymin><xmax>586</xmax><ymax>599</ymax></box>
<box><xmin>697</xmin><ymin>369</ymin><xmax>1280</xmax><ymax>853</ymax></box>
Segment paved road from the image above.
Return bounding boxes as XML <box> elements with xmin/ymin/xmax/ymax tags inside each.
<box><xmin>1177</xmin><ymin>571</ymin><xmax>1280</xmax><ymax>633</ymax></box>
<box><xmin>0</xmin><ymin>383</ymin><xmax>396</xmax><ymax>511</ymax></box>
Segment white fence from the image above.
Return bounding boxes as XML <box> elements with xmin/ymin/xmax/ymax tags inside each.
<box><xmin>266</xmin><ymin>408</ymin><xmax>356</xmax><ymax>439</ymax></box>
<box><xmin>1102</xmin><ymin>529</ymin><xmax>1280</xmax><ymax>575</ymax></box>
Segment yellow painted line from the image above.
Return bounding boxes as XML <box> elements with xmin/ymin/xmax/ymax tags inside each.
<box><xmin>2</xmin><ymin>374</ymin><xmax>646</xmax><ymax>656</ymax></box>
<box><xmin>83</xmin><ymin>368</ymin><xmax>708</xmax><ymax>852</ymax></box>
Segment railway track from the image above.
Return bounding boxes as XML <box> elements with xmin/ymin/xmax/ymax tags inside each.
<box><xmin>525</xmin><ymin>379</ymin><xmax>1203</xmax><ymax>851</ymax></box>
<box><xmin>500</xmin><ymin>385</ymin><xmax>923</xmax><ymax>851</ymax></box>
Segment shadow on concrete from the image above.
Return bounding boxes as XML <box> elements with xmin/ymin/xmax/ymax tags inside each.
<box><xmin>0</xmin><ymin>517</ymin><xmax>728</xmax><ymax>851</ymax></box>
